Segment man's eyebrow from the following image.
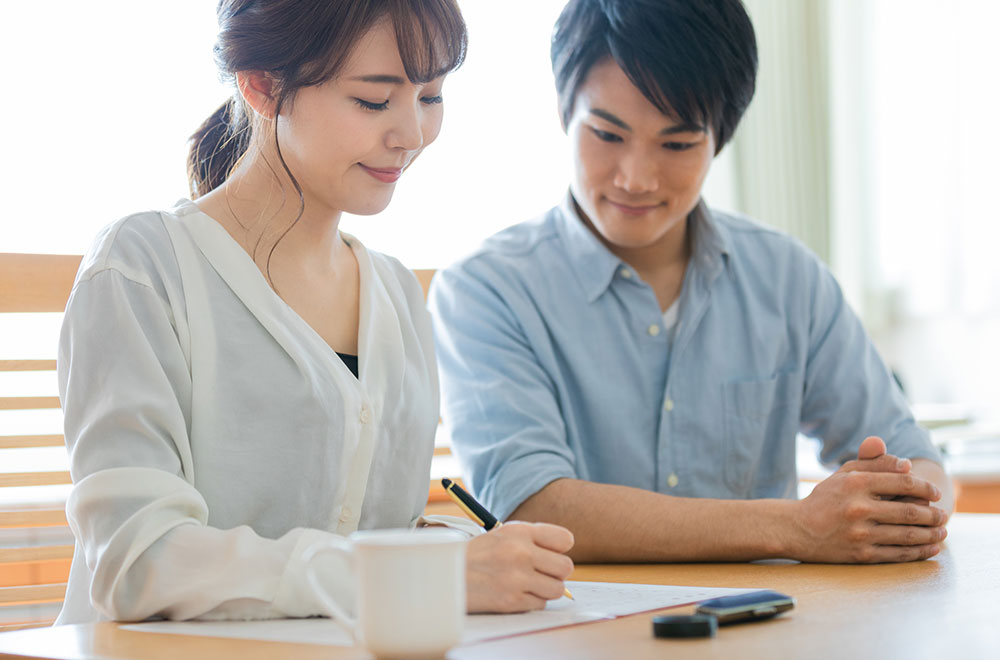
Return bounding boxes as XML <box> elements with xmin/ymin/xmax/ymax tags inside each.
<box><xmin>660</xmin><ymin>122</ymin><xmax>706</xmax><ymax>136</ymax></box>
<box><xmin>349</xmin><ymin>74</ymin><xmax>406</xmax><ymax>84</ymax></box>
<box><xmin>590</xmin><ymin>108</ymin><xmax>630</xmax><ymax>131</ymax></box>
<box><xmin>590</xmin><ymin>107</ymin><xmax>706</xmax><ymax>135</ymax></box>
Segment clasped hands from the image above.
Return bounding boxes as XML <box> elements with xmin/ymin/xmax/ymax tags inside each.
<box><xmin>794</xmin><ymin>436</ymin><xmax>948</xmax><ymax>563</ymax></box>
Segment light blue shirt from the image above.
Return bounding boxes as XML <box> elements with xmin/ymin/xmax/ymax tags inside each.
<box><xmin>429</xmin><ymin>196</ymin><xmax>942</xmax><ymax>521</ymax></box>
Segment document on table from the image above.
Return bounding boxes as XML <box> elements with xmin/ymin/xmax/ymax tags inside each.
<box><xmin>122</xmin><ymin>581</ymin><xmax>756</xmax><ymax>646</ymax></box>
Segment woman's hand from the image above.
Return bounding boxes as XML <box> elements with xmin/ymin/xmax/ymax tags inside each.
<box><xmin>465</xmin><ymin>522</ymin><xmax>574</xmax><ymax>613</ymax></box>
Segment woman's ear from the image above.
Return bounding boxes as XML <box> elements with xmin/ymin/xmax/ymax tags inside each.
<box><xmin>236</xmin><ymin>70</ymin><xmax>279</xmax><ymax>119</ymax></box>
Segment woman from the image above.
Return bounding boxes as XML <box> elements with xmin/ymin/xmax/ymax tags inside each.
<box><xmin>56</xmin><ymin>0</ymin><xmax>572</xmax><ymax>625</ymax></box>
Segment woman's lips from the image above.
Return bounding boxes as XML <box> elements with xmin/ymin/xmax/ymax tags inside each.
<box><xmin>359</xmin><ymin>163</ymin><xmax>403</xmax><ymax>183</ymax></box>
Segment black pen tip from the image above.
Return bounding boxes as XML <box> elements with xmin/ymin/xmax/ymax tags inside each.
<box><xmin>441</xmin><ymin>478</ymin><xmax>453</xmax><ymax>488</ymax></box>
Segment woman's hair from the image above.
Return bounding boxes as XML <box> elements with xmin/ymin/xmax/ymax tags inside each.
<box><xmin>551</xmin><ymin>0</ymin><xmax>757</xmax><ymax>153</ymax></box>
<box><xmin>187</xmin><ymin>0</ymin><xmax>467</xmax><ymax>199</ymax></box>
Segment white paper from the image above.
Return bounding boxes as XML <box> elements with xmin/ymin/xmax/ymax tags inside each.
<box><xmin>122</xmin><ymin>581</ymin><xmax>756</xmax><ymax>647</ymax></box>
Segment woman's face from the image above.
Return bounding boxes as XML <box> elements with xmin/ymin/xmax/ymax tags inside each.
<box><xmin>276</xmin><ymin>20</ymin><xmax>446</xmax><ymax>217</ymax></box>
<box><xmin>566</xmin><ymin>58</ymin><xmax>716</xmax><ymax>253</ymax></box>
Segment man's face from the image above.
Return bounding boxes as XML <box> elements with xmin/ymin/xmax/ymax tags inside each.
<box><xmin>566</xmin><ymin>58</ymin><xmax>716</xmax><ymax>253</ymax></box>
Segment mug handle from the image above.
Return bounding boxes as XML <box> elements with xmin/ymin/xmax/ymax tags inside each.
<box><xmin>302</xmin><ymin>537</ymin><xmax>357</xmax><ymax>631</ymax></box>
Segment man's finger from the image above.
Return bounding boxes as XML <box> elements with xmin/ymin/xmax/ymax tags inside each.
<box><xmin>866</xmin><ymin>472</ymin><xmax>942</xmax><ymax>502</ymax></box>
<box><xmin>870</xmin><ymin>500</ymin><xmax>947</xmax><ymax>528</ymax></box>
<box><xmin>841</xmin><ymin>454</ymin><xmax>910</xmax><ymax>474</ymax></box>
<box><xmin>868</xmin><ymin>522</ymin><xmax>948</xmax><ymax>547</ymax></box>
<box><xmin>855</xmin><ymin>543</ymin><xmax>941</xmax><ymax>564</ymax></box>
<box><xmin>890</xmin><ymin>496</ymin><xmax>929</xmax><ymax>505</ymax></box>
<box><xmin>857</xmin><ymin>435</ymin><xmax>888</xmax><ymax>460</ymax></box>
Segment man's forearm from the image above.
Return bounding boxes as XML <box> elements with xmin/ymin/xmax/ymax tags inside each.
<box><xmin>508</xmin><ymin>478</ymin><xmax>797</xmax><ymax>563</ymax></box>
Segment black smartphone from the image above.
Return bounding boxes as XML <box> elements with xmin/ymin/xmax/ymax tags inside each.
<box><xmin>695</xmin><ymin>590</ymin><xmax>794</xmax><ymax>625</ymax></box>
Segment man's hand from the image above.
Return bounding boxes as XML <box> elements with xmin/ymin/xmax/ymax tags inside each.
<box><xmin>465</xmin><ymin>522</ymin><xmax>574</xmax><ymax>613</ymax></box>
<box><xmin>789</xmin><ymin>436</ymin><xmax>947</xmax><ymax>563</ymax></box>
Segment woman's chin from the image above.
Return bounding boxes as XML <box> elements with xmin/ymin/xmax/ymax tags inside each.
<box><xmin>343</xmin><ymin>192</ymin><xmax>395</xmax><ymax>217</ymax></box>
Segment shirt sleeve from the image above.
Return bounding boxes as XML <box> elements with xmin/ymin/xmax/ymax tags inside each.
<box><xmin>798</xmin><ymin>257</ymin><xmax>943</xmax><ymax>468</ymax></box>
<box><xmin>59</xmin><ymin>267</ymin><xmax>352</xmax><ymax>622</ymax></box>
<box><xmin>429</xmin><ymin>262</ymin><xmax>578</xmax><ymax>522</ymax></box>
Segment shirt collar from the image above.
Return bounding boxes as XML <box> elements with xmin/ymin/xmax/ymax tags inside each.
<box><xmin>687</xmin><ymin>198</ymin><xmax>731</xmax><ymax>285</ymax></box>
<box><xmin>555</xmin><ymin>192</ymin><xmax>732</xmax><ymax>303</ymax></box>
<box><xmin>555</xmin><ymin>192</ymin><xmax>622</xmax><ymax>303</ymax></box>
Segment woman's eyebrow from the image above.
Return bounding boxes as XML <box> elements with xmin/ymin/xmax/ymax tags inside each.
<box><xmin>349</xmin><ymin>74</ymin><xmax>406</xmax><ymax>84</ymax></box>
<box><xmin>590</xmin><ymin>107</ymin><xmax>706</xmax><ymax>135</ymax></box>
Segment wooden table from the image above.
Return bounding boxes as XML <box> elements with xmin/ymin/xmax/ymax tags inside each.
<box><xmin>0</xmin><ymin>514</ymin><xmax>997</xmax><ymax>659</ymax></box>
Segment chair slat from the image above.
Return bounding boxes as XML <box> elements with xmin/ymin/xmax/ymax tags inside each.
<box><xmin>0</xmin><ymin>397</ymin><xmax>61</xmax><ymax>411</ymax></box>
<box><xmin>0</xmin><ymin>361</ymin><xmax>57</xmax><ymax>372</ymax></box>
<box><xmin>0</xmin><ymin>253</ymin><xmax>81</xmax><ymax>313</ymax></box>
<box><xmin>0</xmin><ymin>435</ymin><xmax>64</xmax><ymax>450</ymax></box>
<box><xmin>0</xmin><ymin>558</ymin><xmax>73</xmax><ymax>589</ymax></box>
<box><xmin>0</xmin><ymin>546</ymin><xmax>74</xmax><ymax>564</ymax></box>
<box><xmin>0</xmin><ymin>511</ymin><xmax>68</xmax><ymax>528</ymax></box>
<box><xmin>0</xmin><ymin>473</ymin><xmax>72</xmax><ymax>488</ymax></box>
<box><xmin>0</xmin><ymin>584</ymin><xmax>66</xmax><ymax>605</ymax></box>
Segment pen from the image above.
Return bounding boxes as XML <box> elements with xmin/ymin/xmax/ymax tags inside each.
<box><xmin>441</xmin><ymin>478</ymin><xmax>574</xmax><ymax>601</ymax></box>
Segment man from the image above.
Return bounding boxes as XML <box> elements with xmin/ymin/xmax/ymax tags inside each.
<box><xmin>429</xmin><ymin>0</ymin><xmax>950</xmax><ymax>563</ymax></box>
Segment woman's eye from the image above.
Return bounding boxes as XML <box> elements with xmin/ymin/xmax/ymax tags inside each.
<box><xmin>355</xmin><ymin>98</ymin><xmax>389</xmax><ymax>112</ymax></box>
<box><xmin>664</xmin><ymin>141</ymin><xmax>696</xmax><ymax>151</ymax></box>
<box><xmin>421</xmin><ymin>95</ymin><xmax>443</xmax><ymax>105</ymax></box>
<box><xmin>589</xmin><ymin>127</ymin><xmax>622</xmax><ymax>143</ymax></box>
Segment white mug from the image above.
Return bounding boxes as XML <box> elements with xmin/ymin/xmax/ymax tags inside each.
<box><xmin>304</xmin><ymin>527</ymin><xmax>467</xmax><ymax>658</ymax></box>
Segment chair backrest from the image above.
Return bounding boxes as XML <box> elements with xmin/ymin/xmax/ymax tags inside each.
<box><xmin>0</xmin><ymin>253</ymin><xmax>447</xmax><ymax>630</ymax></box>
<box><xmin>0</xmin><ymin>253</ymin><xmax>80</xmax><ymax>631</ymax></box>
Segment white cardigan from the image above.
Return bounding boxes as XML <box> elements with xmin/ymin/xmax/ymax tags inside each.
<box><xmin>55</xmin><ymin>201</ymin><xmax>439</xmax><ymax>624</ymax></box>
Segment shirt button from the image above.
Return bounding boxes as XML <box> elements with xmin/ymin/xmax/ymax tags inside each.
<box><xmin>339</xmin><ymin>507</ymin><xmax>353</xmax><ymax>523</ymax></box>
<box><xmin>359</xmin><ymin>406</ymin><xmax>371</xmax><ymax>424</ymax></box>
<box><xmin>664</xmin><ymin>398</ymin><xmax>674</xmax><ymax>412</ymax></box>
<box><xmin>667</xmin><ymin>473</ymin><xmax>679</xmax><ymax>488</ymax></box>
<box><xmin>620</xmin><ymin>268</ymin><xmax>633</xmax><ymax>279</ymax></box>
<box><xmin>647</xmin><ymin>324</ymin><xmax>661</xmax><ymax>337</ymax></box>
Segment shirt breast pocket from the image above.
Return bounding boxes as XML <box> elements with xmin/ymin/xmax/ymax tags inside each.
<box><xmin>722</xmin><ymin>373</ymin><xmax>798</xmax><ymax>496</ymax></box>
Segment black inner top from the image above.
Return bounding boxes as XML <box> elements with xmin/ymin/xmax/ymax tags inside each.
<box><xmin>337</xmin><ymin>352</ymin><xmax>359</xmax><ymax>379</ymax></box>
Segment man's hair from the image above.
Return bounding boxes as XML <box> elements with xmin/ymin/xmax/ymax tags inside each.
<box><xmin>551</xmin><ymin>0</ymin><xmax>758</xmax><ymax>152</ymax></box>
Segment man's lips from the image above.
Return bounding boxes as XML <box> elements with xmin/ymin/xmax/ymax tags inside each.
<box><xmin>359</xmin><ymin>163</ymin><xmax>403</xmax><ymax>183</ymax></box>
<box><xmin>606</xmin><ymin>199</ymin><xmax>662</xmax><ymax>215</ymax></box>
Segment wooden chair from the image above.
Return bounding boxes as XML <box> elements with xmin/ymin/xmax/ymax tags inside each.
<box><xmin>0</xmin><ymin>253</ymin><xmax>456</xmax><ymax>630</ymax></box>
<box><xmin>0</xmin><ymin>253</ymin><xmax>80</xmax><ymax>630</ymax></box>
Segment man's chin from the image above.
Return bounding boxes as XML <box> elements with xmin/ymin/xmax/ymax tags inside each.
<box><xmin>592</xmin><ymin>223</ymin><xmax>663</xmax><ymax>251</ymax></box>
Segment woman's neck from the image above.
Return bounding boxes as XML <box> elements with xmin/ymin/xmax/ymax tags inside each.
<box><xmin>196</xmin><ymin>153</ymin><xmax>347</xmax><ymax>277</ymax></box>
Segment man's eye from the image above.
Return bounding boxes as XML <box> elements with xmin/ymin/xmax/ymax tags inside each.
<box><xmin>355</xmin><ymin>98</ymin><xmax>389</xmax><ymax>111</ymax></box>
<box><xmin>589</xmin><ymin>127</ymin><xmax>623</xmax><ymax>143</ymax></box>
<box><xmin>664</xmin><ymin>141</ymin><xmax>697</xmax><ymax>151</ymax></box>
<box><xmin>421</xmin><ymin>95</ymin><xmax>443</xmax><ymax>105</ymax></box>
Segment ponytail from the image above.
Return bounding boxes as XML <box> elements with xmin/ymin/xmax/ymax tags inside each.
<box><xmin>186</xmin><ymin>97</ymin><xmax>251</xmax><ymax>199</ymax></box>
